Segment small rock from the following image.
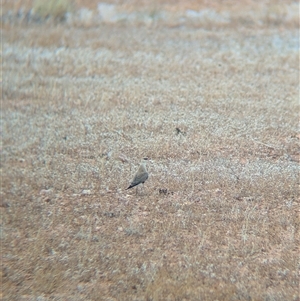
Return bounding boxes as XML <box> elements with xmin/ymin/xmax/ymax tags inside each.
<box><xmin>81</xmin><ymin>189</ymin><xmax>92</xmax><ymax>195</ymax></box>
<box><xmin>40</xmin><ymin>189</ymin><xmax>53</xmax><ymax>196</ymax></box>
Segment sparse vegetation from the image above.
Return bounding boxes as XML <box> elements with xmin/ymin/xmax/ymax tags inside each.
<box><xmin>2</xmin><ymin>1</ymin><xmax>299</xmax><ymax>300</ymax></box>
<box><xmin>33</xmin><ymin>0</ymin><xmax>72</xmax><ymax>21</ymax></box>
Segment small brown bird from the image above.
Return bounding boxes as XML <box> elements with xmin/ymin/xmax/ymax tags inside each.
<box><xmin>126</xmin><ymin>158</ymin><xmax>149</xmax><ymax>191</ymax></box>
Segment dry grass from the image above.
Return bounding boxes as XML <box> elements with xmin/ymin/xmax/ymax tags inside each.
<box><xmin>2</xmin><ymin>0</ymin><xmax>299</xmax><ymax>29</ymax></box>
<box><xmin>2</xmin><ymin>1</ymin><xmax>300</xmax><ymax>300</ymax></box>
<box><xmin>32</xmin><ymin>0</ymin><xmax>73</xmax><ymax>21</ymax></box>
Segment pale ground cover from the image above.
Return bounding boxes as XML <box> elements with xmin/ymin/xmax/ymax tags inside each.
<box><xmin>1</xmin><ymin>1</ymin><xmax>299</xmax><ymax>300</ymax></box>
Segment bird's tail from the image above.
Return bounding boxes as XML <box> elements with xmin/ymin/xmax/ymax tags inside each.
<box><xmin>126</xmin><ymin>183</ymin><xmax>136</xmax><ymax>190</ymax></box>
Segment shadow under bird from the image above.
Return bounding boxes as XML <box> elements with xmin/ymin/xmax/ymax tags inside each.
<box><xmin>126</xmin><ymin>158</ymin><xmax>149</xmax><ymax>190</ymax></box>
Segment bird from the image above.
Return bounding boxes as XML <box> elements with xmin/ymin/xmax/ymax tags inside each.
<box><xmin>126</xmin><ymin>158</ymin><xmax>149</xmax><ymax>192</ymax></box>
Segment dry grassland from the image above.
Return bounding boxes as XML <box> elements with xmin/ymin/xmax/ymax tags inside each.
<box><xmin>1</xmin><ymin>1</ymin><xmax>300</xmax><ymax>300</ymax></box>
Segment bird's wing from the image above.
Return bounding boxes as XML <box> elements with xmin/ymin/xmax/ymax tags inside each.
<box><xmin>132</xmin><ymin>171</ymin><xmax>148</xmax><ymax>186</ymax></box>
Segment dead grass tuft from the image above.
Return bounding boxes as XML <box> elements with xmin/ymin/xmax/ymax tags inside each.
<box><xmin>32</xmin><ymin>0</ymin><xmax>73</xmax><ymax>21</ymax></box>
